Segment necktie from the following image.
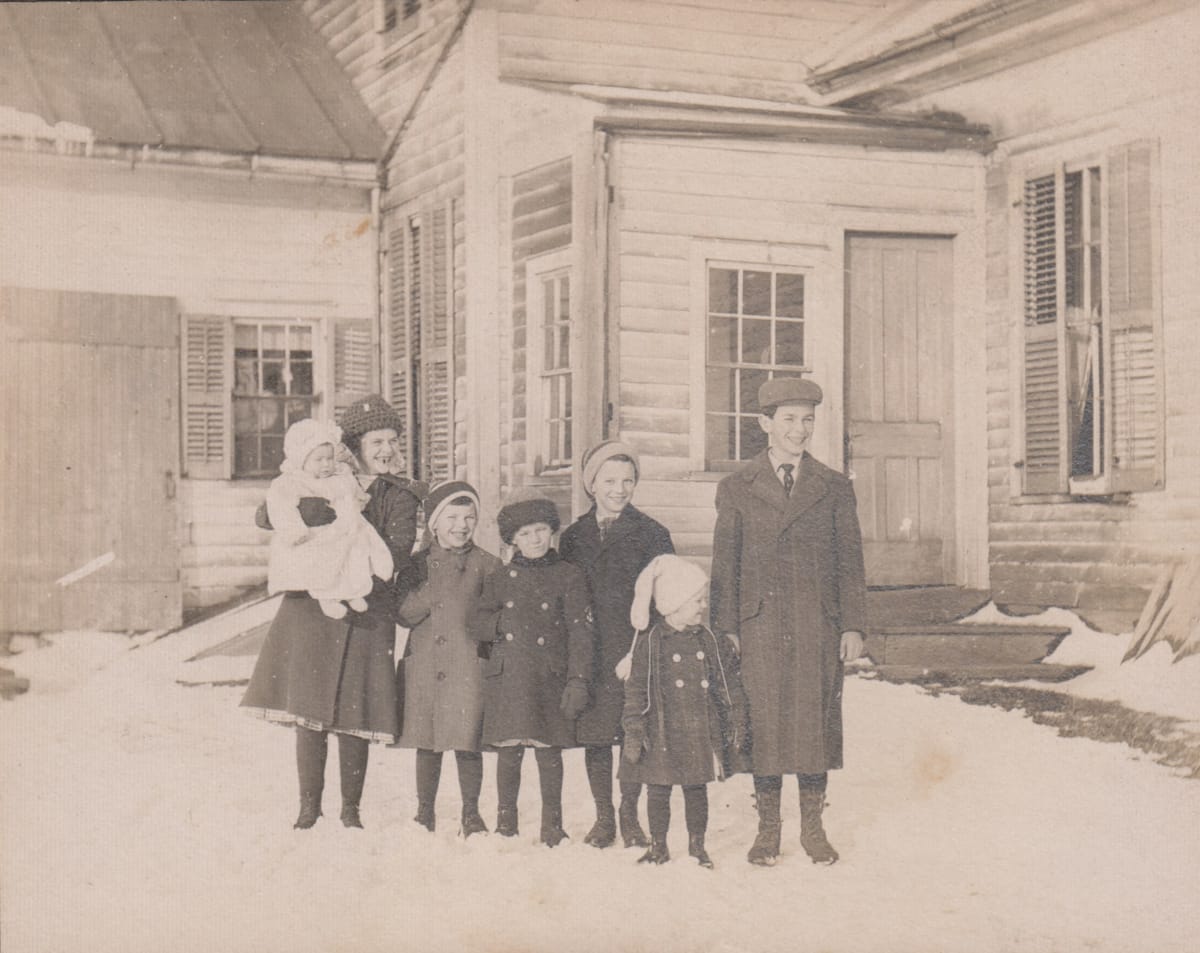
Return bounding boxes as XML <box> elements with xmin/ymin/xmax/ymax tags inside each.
<box><xmin>598</xmin><ymin>517</ymin><xmax>614</xmax><ymax>541</ymax></box>
<box><xmin>779</xmin><ymin>463</ymin><xmax>795</xmax><ymax>496</ymax></box>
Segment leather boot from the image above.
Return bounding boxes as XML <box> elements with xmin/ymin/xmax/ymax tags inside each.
<box><xmin>460</xmin><ymin>804</ymin><xmax>488</xmax><ymax>838</ymax></box>
<box><xmin>496</xmin><ymin>805</ymin><xmax>519</xmax><ymax>837</ymax></box>
<box><xmin>340</xmin><ymin>802</ymin><xmax>363</xmax><ymax>829</ymax></box>
<box><xmin>619</xmin><ymin>796</ymin><xmax>650</xmax><ymax>848</ymax></box>
<box><xmin>413</xmin><ymin>801</ymin><xmax>436</xmax><ymax>832</ymax></box>
<box><xmin>688</xmin><ymin>833</ymin><xmax>714</xmax><ymax>869</ymax></box>
<box><xmin>799</xmin><ymin>788</ymin><xmax>839</xmax><ymax>865</ymax></box>
<box><xmin>294</xmin><ymin>793</ymin><xmax>322</xmax><ymax>830</ymax></box>
<box><xmin>540</xmin><ymin>806</ymin><xmax>568</xmax><ymax>848</ymax></box>
<box><xmin>637</xmin><ymin>838</ymin><xmax>670</xmax><ymax>864</ymax></box>
<box><xmin>747</xmin><ymin>786</ymin><xmax>782</xmax><ymax>866</ymax></box>
<box><xmin>584</xmin><ymin>800</ymin><xmax>616</xmax><ymax>848</ymax></box>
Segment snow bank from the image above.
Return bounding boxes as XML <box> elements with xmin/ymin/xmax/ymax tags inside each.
<box><xmin>961</xmin><ymin>602</ymin><xmax>1200</xmax><ymax>725</ymax></box>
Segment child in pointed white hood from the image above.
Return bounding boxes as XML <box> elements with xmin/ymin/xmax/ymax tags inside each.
<box><xmin>618</xmin><ymin>555</ymin><xmax>751</xmax><ymax>868</ymax></box>
<box><xmin>266</xmin><ymin>418</ymin><xmax>394</xmax><ymax>619</ymax></box>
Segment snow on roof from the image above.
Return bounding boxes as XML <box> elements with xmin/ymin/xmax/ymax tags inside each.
<box><xmin>0</xmin><ymin>1</ymin><xmax>383</xmax><ymax>161</ymax></box>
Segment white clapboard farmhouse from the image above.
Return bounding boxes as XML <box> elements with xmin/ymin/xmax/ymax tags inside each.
<box><xmin>3</xmin><ymin>0</ymin><xmax>1197</xmax><ymax>642</ymax></box>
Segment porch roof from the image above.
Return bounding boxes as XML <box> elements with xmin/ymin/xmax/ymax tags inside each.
<box><xmin>0</xmin><ymin>1</ymin><xmax>383</xmax><ymax>162</ymax></box>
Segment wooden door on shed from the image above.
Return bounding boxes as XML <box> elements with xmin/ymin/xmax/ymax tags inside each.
<box><xmin>845</xmin><ymin>236</ymin><xmax>955</xmax><ymax>586</ymax></box>
<box><xmin>0</xmin><ymin>287</ymin><xmax>181</xmax><ymax>631</ymax></box>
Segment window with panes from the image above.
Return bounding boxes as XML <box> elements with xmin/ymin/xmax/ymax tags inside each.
<box><xmin>537</xmin><ymin>270</ymin><xmax>573</xmax><ymax>470</ymax></box>
<box><xmin>705</xmin><ymin>264</ymin><xmax>808</xmax><ymax>466</ymax></box>
<box><xmin>232</xmin><ymin>320</ymin><xmax>316</xmax><ymax>478</ymax></box>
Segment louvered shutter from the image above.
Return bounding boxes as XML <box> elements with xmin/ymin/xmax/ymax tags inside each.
<box><xmin>1106</xmin><ymin>140</ymin><xmax>1162</xmax><ymax>492</ymax></box>
<box><xmin>332</xmin><ymin>318</ymin><xmax>376</xmax><ymax>425</ymax></box>
<box><xmin>181</xmin><ymin>314</ymin><xmax>229</xmax><ymax>479</ymax></box>
<box><xmin>1022</xmin><ymin>174</ymin><xmax>1066</xmax><ymax>494</ymax></box>
<box><xmin>386</xmin><ymin>218</ymin><xmax>416</xmax><ymax>476</ymax></box>
<box><xmin>421</xmin><ymin>201</ymin><xmax>454</xmax><ymax>484</ymax></box>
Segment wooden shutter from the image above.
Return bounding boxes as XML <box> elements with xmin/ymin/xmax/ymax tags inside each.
<box><xmin>181</xmin><ymin>314</ymin><xmax>229</xmax><ymax>479</ymax></box>
<box><xmin>1022</xmin><ymin>174</ymin><xmax>1065</xmax><ymax>494</ymax></box>
<box><xmin>386</xmin><ymin>218</ymin><xmax>416</xmax><ymax>475</ymax></box>
<box><xmin>1106</xmin><ymin>140</ymin><xmax>1162</xmax><ymax>492</ymax></box>
<box><xmin>332</xmin><ymin>317</ymin><xmax>375</xmax><ymax>425</ymax></box>
<box><xmin>421</xmin><ymin>201</ymin><xmax>454</xmax><ymax>484</ymax></box>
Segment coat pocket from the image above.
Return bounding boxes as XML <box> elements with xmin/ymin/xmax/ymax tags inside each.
<box><xmin>739</xmin><ymin>597</ymin><xmax>764</xmax><ymax>625</ymax></box>
<box><xmin>483</xmin><ymin>655</ymin><xmax>504</xmax><ymax>678</ymax></box>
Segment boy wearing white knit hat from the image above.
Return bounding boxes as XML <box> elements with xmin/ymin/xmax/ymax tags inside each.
<box><xmin>618</xmin><ymin>555</ymin><xmax>750</xmax><ymax>868</ymax></box>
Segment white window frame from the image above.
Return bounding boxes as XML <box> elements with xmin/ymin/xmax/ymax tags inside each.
<box><xmin>525</xmin><ymin>248</ymin><xmax>575</xmax><ymax>476</ymax></box>
<box><xmin>688</xmin><ymin>241</ymin><xmax>825</xmax><ymax>472</ymax></box>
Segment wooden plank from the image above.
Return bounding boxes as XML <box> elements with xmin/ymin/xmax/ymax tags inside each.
<box><xmin>869</xmin><ymin>663</ymin><xmax>1092</xmax><ymax>683</ymax></box>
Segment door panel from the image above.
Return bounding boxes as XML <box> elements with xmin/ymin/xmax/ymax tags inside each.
<box><xmin>846</xmin><ymin>237</ymin><xmax>954</xmax><ymax>586</ymax></box>
<box><xmin>0</xmin><ymin>287</ymin><xmax>181</xmax><ymax>631</ymax></box>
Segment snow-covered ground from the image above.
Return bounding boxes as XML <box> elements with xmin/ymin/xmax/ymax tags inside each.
<box><xmin>3</xmin><ymin>607</ymin><xmax>1199</xmax><ymax>953</ymax></box>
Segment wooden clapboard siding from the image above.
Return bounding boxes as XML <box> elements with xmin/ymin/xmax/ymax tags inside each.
<box><xmin>898</xmin><ymin>6</ymin><xmax>1200</xmax><ymax>627</ymax></box>
<box><xmin>0</xmin><ymin>152</ymin><xmax>376</xmax><ymax>612</ymax></box>
<box><xmin>496</xmin><ymin>0</ymin><xmax>887</xmax><ymax>103</ymax></box>
<box><xmin>303</xmin><ymin>0</ymin><xmax>467</xmax><ymax>134</ymax></box>
<box><xmin>610</xmin><ymin>137</ymin><xmax>978</xmax><ymax>569</ymax></box>
<box><xmin>509</xmin><ymin>157</ymin><xmax>572</xmax><ymax>482</ymax></box>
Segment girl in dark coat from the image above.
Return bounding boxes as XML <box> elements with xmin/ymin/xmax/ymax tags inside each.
<box><xmin>472</xmin><ymin>494</ymin><xmax>595</xmax><ymax>847</ymax></box>
<box><xmin>241</xmin><ymin>394</ymin><xmax>425</xmax><ymax>830</ymax></box>
<box><xmin>394</xmin><ymin>481</ymin><xmax>501</xmax><ymax>837</ymax></box>
<box><xmin>619</xmin><ymin>555</ymin><xmax>750</xmax><ymax>868</ymax></box>
<box><xmin>559</xmin><ymin>441</ymin><xmax>674</xmax><ymax>849</ymax></box>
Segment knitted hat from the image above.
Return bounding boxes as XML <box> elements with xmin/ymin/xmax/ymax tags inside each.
<box><xmin>581</xmin><ymin>440</ymin><xmax>640</xmax><ymax>496</ymax></box>
<box><xmin>496</xmin><ymin>490</ymin><xmax>560</xmax><ymax>545</ymax></box>
<box><xmin>339</xmin><ymin>394</ymin><xmax>404</xmax><ymax>444</ymax></box>
<box><xmin>629</xmin><ymin>555</ymin><xmax>709</xmax><ymax>630</ymax></box>
<box><xmin>425</xmin><ymin>480</ymin><xmax>480</xmax><ymax>534</ymax></box>
<box><xmin>280</xmin><ymin>418</ymin><xmax>342</xmax><ymax>475</ymax></box>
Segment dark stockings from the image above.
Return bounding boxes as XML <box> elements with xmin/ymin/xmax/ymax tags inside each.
<box><xmin>646</xmin><ymin>784</ymin><xmax>708</xmax><ymax>839</ymax></box>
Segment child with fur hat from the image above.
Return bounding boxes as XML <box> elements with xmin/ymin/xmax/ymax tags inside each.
<box><xmin>559</xmin><ymin>440</ymin><xmax>674</xmax><ymax>850</ymax></box>
<box><xmin>619</xmin><ymin>555</ymin><xmax>750</xmax><ymax>868</ymax></box>
<box><xmin>471</xmin><ymin>491</ymin><xmax>595</xmax><ymax>847</ymax></box>
<box><xmin>266</xmin><ymin>418</ymin><xmax>394</xmax><ymax>620</ymax></box>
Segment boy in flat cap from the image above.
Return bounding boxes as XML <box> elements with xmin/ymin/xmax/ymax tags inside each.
<box><xmin>708</xmin><ymin>377</ymin><xmax>867</xmax><ymax>867</ymax></box>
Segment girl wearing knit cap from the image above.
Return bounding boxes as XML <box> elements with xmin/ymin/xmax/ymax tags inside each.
<box><xmin>243</xmin><ymin>395</ymin><xmax>426</xmax><ymax>832</ymax></box>
<box><xmin>471</xmin><ymin>492</ymin><xmax>595</xmax><ymax>846</ymax></box>
<box><xmin>264</xmin><ymin>418</ymin><xmax>395</xmax><ymax>620</ymax></box>
<box><xmin>619</xmin><ymin>555</ymin><xmax>750</xmax><ymax>868</ymax></box>
<box><xmin>560</xmin><ymin>440</ymin><xmax>674</xmax><ymax>849</ymax></box>
<box><xmin>393</xmin><ymin>481</ymin><xmax>500</xmax><ymax>838</ymax></box>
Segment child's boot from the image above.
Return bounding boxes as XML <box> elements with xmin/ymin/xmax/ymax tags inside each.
<box><xmin>584</xmin><ymin>801</ymin><xmax>616</xmax><ymax>848</ymax></box>
<box><xmin>413</xmin><ymin>748</ymin><xmax>440</xmax><ymax>832</ymax></box>
<box><xmin>457</xmin><ymin>751</ymin><xmax>487</xmax><ymax>838</ymax></box>
<box><xmin>495</xmin><ymin>804</ymin><xmax>519</xmax><ymax>837</ymax></box>
<box><xmin>294</xmin><ymin>792</ymin><xmax>322</xmax><ymax>830</ymax></box>
<box><xmin>413</xmin><ymin>801</ymin><xmax>436</xmax><ymax>832</ymax></box>
<box><xmin>461</xmin><ymin>804</ymin><xmax>488</xmax><ymax>838</ymax></box>
<box><xmin>798</xmin><ymin>786</ymin><xmax>839</xmax><ymax>865</ymax></box>
<box><xmin>747</xmin><ymin>780</ymin><xmax>782</xmax><ymax>866</ymax></box>
<box><xmin>294</xmin><ymin>727</ymin><xmax>326</xmax><ymax>829</ymax></box>
<box><xmin>637</xmin><ymin>838</ymin><xmax>670</xmax><ymax>864</ymax></box>
<box><xmin>539</xmin><ymin>806</ymin><xmax>568</xmax><ymax>848</ymax></box>
<box><xmin>688</xmin><ymin>833</ymin><xmax>714</xmax><ymax>869</ymax></box>
<box><xmin>619</xmin><ymin>782</ymin><xmax>650</xmax><ymax>848</ymax></box>
<box><xmin>339</xmin><ymin>735</ymin><xmax>367</xmax><ymax>829</ymax></box>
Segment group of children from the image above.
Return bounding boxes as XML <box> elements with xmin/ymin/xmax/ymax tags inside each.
<box><xmin>262</xmin><ymin>419</ymin><xmax>749</xmax><ymax>868</ymax></box>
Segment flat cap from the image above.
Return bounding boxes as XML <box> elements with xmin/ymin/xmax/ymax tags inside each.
<box><xmin>757</xmin><ymin>377</ymin><xmax>823</xmax><ymax>411</ymax></box>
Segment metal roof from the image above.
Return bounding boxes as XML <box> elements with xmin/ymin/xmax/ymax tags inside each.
<box><xmin>0</xmin><ymin>0</ymin><xmax>383</xmax><ymax>161</ymax></box>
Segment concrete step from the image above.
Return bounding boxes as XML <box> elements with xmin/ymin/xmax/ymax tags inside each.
<box><xmin>183</xmin><ymin>565</ymin><xmax>268</xmax><ymax>590</ymax></box>
<box><xmin>863</xmin><ymin>623</ymin><xmax>1071</xmax><ymax>667</ymax></box>
<box><xmin>183</xmin><ymin>480</ymin><xmax>270</xmax><ymax>506</ymax></box>
<box><xmin>865</xmin><ymin>663</ymin><xmax>1092</xmax><ymax>684</ymax></box>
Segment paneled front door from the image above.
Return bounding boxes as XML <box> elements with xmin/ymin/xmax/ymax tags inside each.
<box><xmin>845</xmin><ymin>235</ymin><xmax>955</xmax><ymax>586</ymax></box>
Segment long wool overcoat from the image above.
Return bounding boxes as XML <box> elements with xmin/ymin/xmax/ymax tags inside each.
<box><xmin>394</xmin><ymin>542</ymin><xmax>501</xmax><ymax>753</ymax></box>
<box><xmin>618</xmin><ymin>621</ymin><xmax>751</xmax><ymax>787</ymax></box>
<box><xmin>709</xmin><ymin>451</ymin><xmax>867</xmax><ymax>776</ymax></box>
<box><xmin>559</xmin><ymin>505</ymin><xmax>674</xmax><ymax>746</ymax></box>
<box><xmin>241</xmin><ymin>473</ymin><xmax>424</xmax><ymax>743</ymax></box>
<box><xmin>471</xmin><ymin>550</ymin><xmax>594</xmax><ymax>749</ymax></box>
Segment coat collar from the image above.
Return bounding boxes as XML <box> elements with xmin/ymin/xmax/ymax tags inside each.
<box><xmin>738</xmin><ymin>450</ymin><xmax>829</xmax><ymax>528</ymax></box>
<box><xmin>585</xmin><ymin>503</ymin><xmax>641</xmax><ymax>549</ymax></box>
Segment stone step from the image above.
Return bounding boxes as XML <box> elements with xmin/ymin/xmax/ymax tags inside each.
<box><xmin>864</xmin><ymin>663</ymin><xmax>1092</xmax><ymax>684</ymax></box>
<box><xmin>183</xmin><ymin>565</ymin><xmax>268</xmax><ymax>591</ymax></box>
<box><xmin>181</xmin><ymin>544</ymin><xmax>269</xmax><ymax>569</ymax></box>
<box><xmin>864</xmin><ymin>623</ymin><xmax>1071</xmax><ymax>667</ymax></box>
<box><xmin>182</xmin><ymin>480</ymin><xmax>270</xmax><ymax>506</ymax></box>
